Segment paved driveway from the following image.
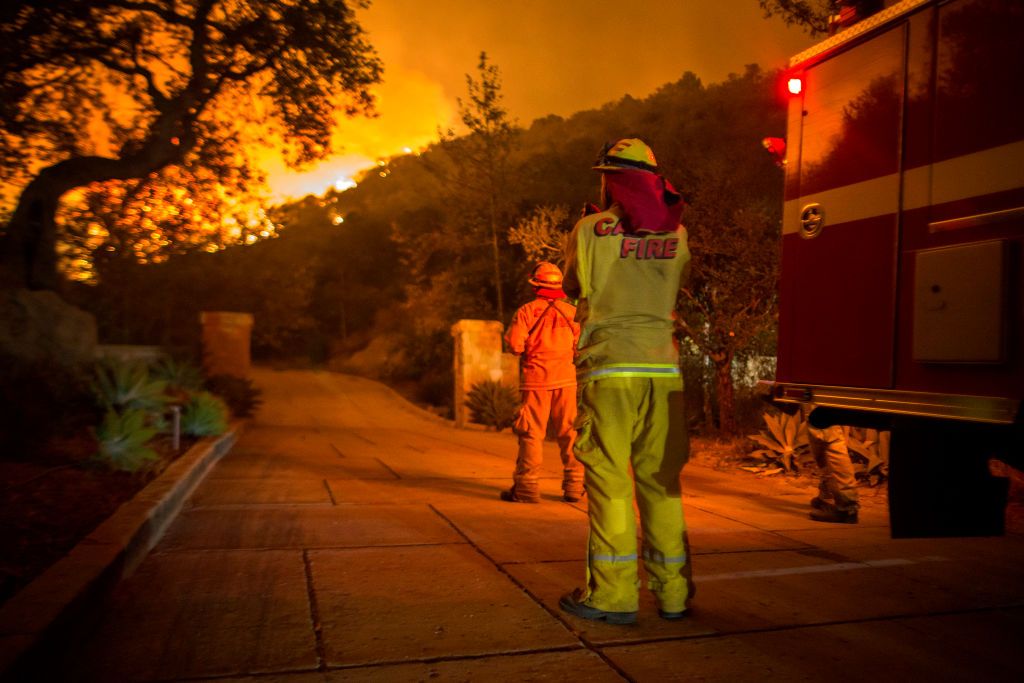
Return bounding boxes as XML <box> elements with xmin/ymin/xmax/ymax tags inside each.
<box><xmin>50</xmin><ymin>369</ymin><xmax>1024</xmax><ymax>681</ymax></box>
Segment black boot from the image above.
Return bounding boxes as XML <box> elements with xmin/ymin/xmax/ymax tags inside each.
<box><xmin>809</xmin><ymin>506</ymin><xmax>858</xmax><ymax>524</ymax></box>
<box><xmin>500</xmin><ymin>486</ymin><xmax>539</xmax><ymax>504</ymax></box>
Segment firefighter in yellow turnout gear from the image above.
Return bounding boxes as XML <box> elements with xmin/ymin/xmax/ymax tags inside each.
<box><xmin>559</xmin><ymin>139</ymin><xmax>694</xmax><ymax>625</ymax></box>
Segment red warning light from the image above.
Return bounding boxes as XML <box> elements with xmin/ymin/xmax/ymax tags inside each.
<box><xmin>787</xmin><ymin>77</ymin><xmax>803</xmax><ymax>95</ymax></box>
<box><xmin>762</xmin><ymin>137</ymin><xmax>787</xmax><ymax>168</ymax></box>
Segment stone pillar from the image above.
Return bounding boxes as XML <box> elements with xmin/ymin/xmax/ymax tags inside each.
<box><xmin>451</xmin><ymin>319</ymin><xmax>505</xmax><ymax>428</ymax></box>
<box><xmin>0</xmin><ymin>290</ymin><xmax>97</xmax><ymax>367</ymax></box>
<box><xmin>200</xmin><ymin>311</ymin><xmax>253</xmax><ymax>378</ymax></box>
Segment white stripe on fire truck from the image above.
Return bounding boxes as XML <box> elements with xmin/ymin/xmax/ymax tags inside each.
<box><xmin>783</xmin><ymin>139</ymin><xmax>1024</xmax><ymax>235</ymax></box>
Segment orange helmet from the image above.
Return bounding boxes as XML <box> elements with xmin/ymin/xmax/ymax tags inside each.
<box><xmin>593</xmin><ymin>138</ymin><xmax>658</xmax><ymax>172</ymax></box>
<box><xmin>529</xmin><ymin>262</ymin><xmax>563</xmax><ymax>288</ymax></box>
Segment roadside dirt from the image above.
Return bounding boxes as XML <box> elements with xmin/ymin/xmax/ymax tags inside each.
<box><xmin>690</xmin><ymin>435</ymin><xmax>1024</xmax><ymax>534</ymax></box>
<box><xmin>0</xmin><ymin>432</ymin><xmax>195</xmax><ymax>606</ymax></box>
<box><xmin>689</xmin><ymin>435</ymin><xmax>890</xmax><ymax>515</ymax></box>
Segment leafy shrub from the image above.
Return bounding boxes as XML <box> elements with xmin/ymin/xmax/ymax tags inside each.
<box><xmin>746</xmin><ymin>410</ymin><xmax>891</xmax><ymax>483</ymax></box>
<box><xmin>846</xmin><ymin>427</ymin><xmax>889</xmax><ymax>485</ymax></box>
<box><xmin>387</xmin><ymin>328</ymin><xmax>455</xmax><ymax>414</ymax></box>
<box><xmin>91</xmin><ymin>358</ymin><xmax>168</xmax><ymax>413</ymax></box>
<box><xmin>734</xmin><ymin>384</ymin><xmax>773</xmax><ymax>435</ymax></box>
<box><xmin>94</xmin><ymin>408</ymin><xmax>158</xmax><ymax>472</ymax></box>
<box><xmin>746</xmin><ymin>409</ymin><xmax>811</xmax><ymax>473</ymax></box>
<box><xmin>204</xmin><ymin>374</ymin><xmax>263</xmax><ymax>418</ymax></box>
<box><xmin>181</xmin><ymin>391</ymin><xmax>229</xmax><ymax>436</ymax></box>
<box><xmin>465</xmin><ymin>380</ymin><xmax>521</xmax><ymax>431</ymax></box>
<box><xmin>415</xmin><ymin>369</ymin><xmax>454</xmax><ymax>415</ymax></box>
<box><xmin>679</xmin><ymin>352</ymin><xmax>708</xmax><ymax>433</ymax></box>
<box><xmin>150</xmin><ymin>356</ymin><xmax>205</xmax><ymax>397</ymax></box>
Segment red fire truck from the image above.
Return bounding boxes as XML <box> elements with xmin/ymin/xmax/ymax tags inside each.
<box><xmin>762</xmin><ymin>0</ymin><xmax>1024</xmax><ymax>536</ymax></box>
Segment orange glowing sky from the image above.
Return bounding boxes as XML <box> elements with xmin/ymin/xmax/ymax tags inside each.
<box><xmin>263</xmin><ymin>0</ymin><xmax>817</xmax><ymax>202</ymax></box>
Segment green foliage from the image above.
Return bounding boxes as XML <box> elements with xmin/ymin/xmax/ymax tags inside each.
<box><xmin>747</xmin><ymin>410</ymin><xmax>811</xmax><ymax>472</ymax></box>
<box><xmin>150</xmin><ymin>356</ymin><xmax>205</xmax><ymax>395</ymax></box>
<box><xmin>437</xmin><ymin>51</ymin><xmax>519</xmax><ymax>322</ymax></box>
<box><xmin>758</xmin><ymin>0</ymin><xmax>841</xmax><ymax>35</ymax></box>
<box><xmin>91</xmin><ymin>359</ymin><xmax>168</xmax><ymax>414</ymax></box>
<box><xmin>181</xmin><ymin>391</ymin><xmax>229</xmax><ymax>437</ymax></box>
<box><xmin>383</xmin><ymin>328</ymin><xmax>455</xmax><ymax>415</ymax></box>
<box><xmin>0</xmin><ymin>0</ymin><xmax>382</xmax><ymax>289</ymax></box>
<box><xmin>94</xmin><ymin>408</ymin><xmax>158</xmax><ymax>472</ymax></box>
<box><xmin>65</xmin><ymin>58</ymin><xmax>791</xmax><ymax>421</ymax></box>
<box><xmin>465</xmin><ymin>380</ymin><xmax>521</xmax><ymax>431</ymax></box>
<box><xmin>747</xmin><ymin>410</ymin><xmax>890</xmax><ymax>483</ymax></box>
<box><xmin>205</xmin><ymin>374</ymin><xmax>263</xmax><ymax>418</ymax></box>
<box><xmin>67</xmin><ymin>225</ymin><xmax>322</xmax><ymax>358</ymax></box>
<box><xmin>507</xmin><ymin>205</ymin><xmax>572</xmax><ymax>265</ymax></box>
<box><xmin>846</xmin><ymin>427</ymin><xmax>889</xmax><ymax>485</ymax></box>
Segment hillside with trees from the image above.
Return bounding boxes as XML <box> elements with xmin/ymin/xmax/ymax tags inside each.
<box><xmin>59</xmin><ymin>61</ymin><xmax>787</xmax><ymax>433</ymax></box>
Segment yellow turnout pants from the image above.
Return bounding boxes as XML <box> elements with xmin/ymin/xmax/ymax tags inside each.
<box><xmin>573</xmin><ymin>376</ymin><xmax>693</xmax><ymax>613</ymax></box>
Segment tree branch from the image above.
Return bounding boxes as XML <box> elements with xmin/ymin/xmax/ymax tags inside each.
<box><xmin>188</xmin><ymin>0</ymin><xmax>217</xmax><ymax>90</ymax></box>
<box><xmin>91</xmin><ymin>0</ymin><xmax>192</xmax><ymax>27</ymax></box>
<box><xmin>86</xmin><ymin>51</ymin><xmax>169</xmax><ymax>111</ymax></box>
<box><xmin>222</xmin><ymin>41</ymin><xmax>287</xmax><ymax>83</ymax></box>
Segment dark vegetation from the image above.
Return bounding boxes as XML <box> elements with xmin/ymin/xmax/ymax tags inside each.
<box><xmin>0</xmin><ymin>0</ymin><xmax>381</xmax><ymax>290</ymax></box>
<box><xmin>0</xmin><ymin>352</ymin><xmax>254</xmax><ymax>605</ymax></box>
<box><xmin>0</xmin><ymin>2</ymin><xmax>809</xmax><ymax>606</ymax></box>
<box><xmin>52</xmin><ymin>63</ymin><xmax>789</xmax><ymax>435</ymax></box>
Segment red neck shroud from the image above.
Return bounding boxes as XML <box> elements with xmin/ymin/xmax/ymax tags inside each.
<box><xmin>605</xmin><ymin>170</ymin><xmax>685</xmax><ymax>234</ymax></box>
<box><xmin>535</xmin><ymin>287</ymin><xmax>566</xmax><ymax>300</ymax></box>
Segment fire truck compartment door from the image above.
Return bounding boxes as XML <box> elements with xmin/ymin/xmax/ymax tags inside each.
<box><xmin>778</xmin><ymin>26</ymin><xmax>905</xmax><ymax>388</ymax></box>
<box><xmin>912</xmin><ymin>240</ymin><xmax>1008</xmax><ymax>363</ymax></box>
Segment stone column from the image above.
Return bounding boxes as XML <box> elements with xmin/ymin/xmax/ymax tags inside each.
<box><xmin>200</xmin><ymin>311</ymin><xmax>253</xmax><ymax>379</ymax></box>
<box><xmin>0</xmin><ymin>290</ymin><xmax>97</xmax><ymax>367</ymax></box>
<box><xmin>451</xmin><ymin>319</ymin><xmax>505</xmax><ymax>428</ymax></box>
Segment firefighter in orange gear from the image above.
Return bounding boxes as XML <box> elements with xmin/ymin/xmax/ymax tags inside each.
<box><xmin>501</xmin><ymin>262</ymin><xmax>584</xmax><ymax>504</ymax></box>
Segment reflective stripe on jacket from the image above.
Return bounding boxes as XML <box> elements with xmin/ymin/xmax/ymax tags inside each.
<box><xmin>563</xmin><ymin>205</ymin><xmax>690</xmax><ymax>383</ymax></box>
<box><xmin>505</xmin><ymin>297</ymin><xmax>580</xmax><ymax>390</ymax></box>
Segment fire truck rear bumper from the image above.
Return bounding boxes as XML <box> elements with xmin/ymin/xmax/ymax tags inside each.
<box><xmin>757</xmin><ymin>381</ymin><xmax>1021</xmax><ymax>425</ymax></box>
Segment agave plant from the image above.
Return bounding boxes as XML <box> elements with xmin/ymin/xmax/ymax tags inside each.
<box><xmin>180</xmin><ymin>391</ymin><xmax>229</xmax><ymax>437</ymax></box>
<box><xmin>747</xmin><ymin>410</ymin><xmax>811</xmax><ymax>472</ymax></box>
<box><xmin>150</xmin><ymin>356</ymin><xmax>205</xmax><ymax>398</ymax></box>
<box><xmin>846</xmin><ymin>427</ymin><xmax>889</xmax><ymax>485</ymax></box>
<box><xmin>465</xmin><ymin>380</ymin><xmax>521</xmax><ymax>431</ymax></box>
<box><xmin>91</xmin><ymin>358</ymin><xmax>168</xmax><ymax>414</ymax></box>
<box><xmin>94</xmin><ymin>408</ymin><xmax>159</xmax><ymax>472</ymax></box>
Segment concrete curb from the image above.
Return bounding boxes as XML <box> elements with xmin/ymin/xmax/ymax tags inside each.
<box><xmin>0</xmin><ymin>422</ymin><xmax>244</xmax><ymax>679</ymax></box>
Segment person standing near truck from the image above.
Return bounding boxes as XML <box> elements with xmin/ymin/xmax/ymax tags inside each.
<box><xmin>804</xmin><ymin>404</ymin><xmax>860</xmax><ymax>524</ymax></box>
<box><xmin>502</xmin><ymin>262</ymin><xmax>584</xmax><ymax>504</ymax></box>
<box><xmin>559</xmin><ymin>138</ymin><xmax>694</xmax><ymax>625</ymax></box>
